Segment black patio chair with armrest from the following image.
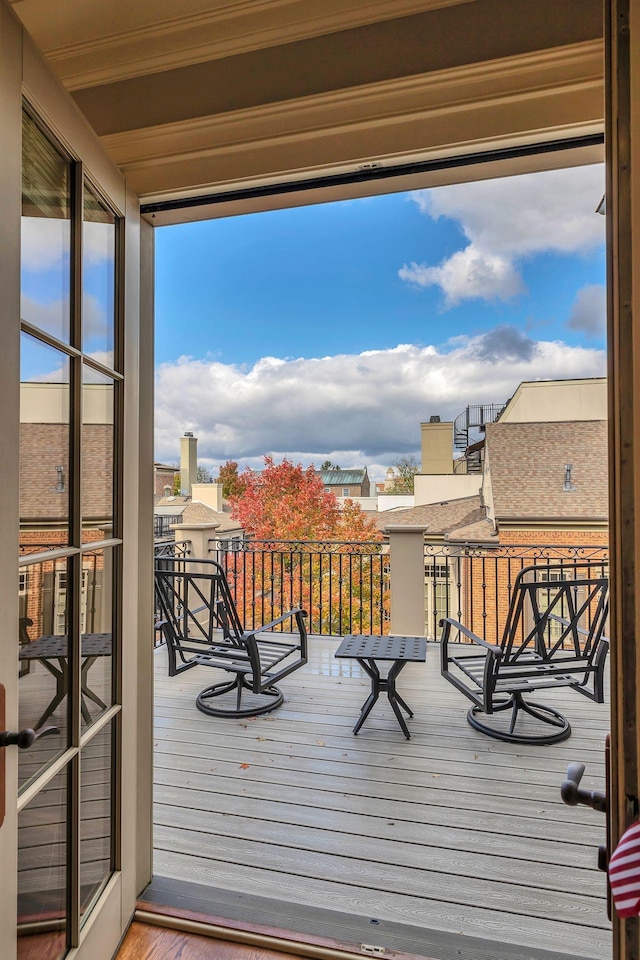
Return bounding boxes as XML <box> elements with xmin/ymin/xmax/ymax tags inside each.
<box><xmin>154</xmin><ymin>557</ymin><xmax>308</xmax><ymax>718</ymax></box>
<box><xmin>440</xmin><ymin>561</ymin><xmax>609</xmax><ymax>744</ymax></box>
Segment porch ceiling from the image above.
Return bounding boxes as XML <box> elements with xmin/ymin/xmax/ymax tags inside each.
<box><xmin>12</xmin><ymin>0</ymin><xmax>605</xmax><ymax>223</ymax></box>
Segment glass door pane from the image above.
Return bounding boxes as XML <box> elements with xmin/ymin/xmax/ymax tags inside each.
<box><xmin>17</xmin><ymin>106</ymin><xmax>124</xmax><ymax>957</ymax></box>
<box><xmin>21</xmin><ymin>111</ymin><xmax>71</xmax><ymax>345</ymax></box>
<box><xmin>17</xmin><ymin>767</ymin><xmax>69</xmax><ymax>960</ymax></box>
<box><xmin>20</xmin><ymin>334</ymin><xmax>71</xmax><ymax>549</ymax></box>
<box><xmin>17</xmin><ymin>557</ymin><xmax>71</xmax><ymax>789</ymax></box>
<box><xmin>80</xmin><ymin>721</ymin><xmax>114</xmax><ymax>918</ymax></box>
<box><xmin>83</xmin><ymin>185</ymin><xmax>116</xmax><ymax>369</ymax></box>
<box><xmin>82</xmin><ymin>368</ymin><xmax>115</xmax><ymax>543</ymax></box>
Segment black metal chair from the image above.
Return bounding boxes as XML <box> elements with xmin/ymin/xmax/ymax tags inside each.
<box><xmin>154</xmin><ymin>558</ymin><xmax>308</xmax><ymax>718</ymax></box>
<box><xmin>440</xmin><ymin>561</ymin><xmax>609</xmax><ymax>744</ymax></box>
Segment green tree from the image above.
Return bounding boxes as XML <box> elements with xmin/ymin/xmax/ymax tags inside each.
<box><xmin>385</xmin><ymin>455</ymin><xmax>419</xmax><ymax>494</ymax></box>
<box><xmin>216</xmin><ymin>460</ymin><xmax>246</xmax><ymax>500</ymax></box>
<box><xmin>320</xmin><ymin>460</ymin><xmax>341</xmax><ymax>471</ymax></box>
<box><xmin>172</xmin><ymin>473</ymin><xmax>181</xmax><ymax>495</ymax></box>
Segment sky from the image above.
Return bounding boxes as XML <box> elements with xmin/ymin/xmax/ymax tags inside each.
<box><xmin>154</xmin><ymin>163</ymin><xmax>607</xmax><ymax>482</ymax></box>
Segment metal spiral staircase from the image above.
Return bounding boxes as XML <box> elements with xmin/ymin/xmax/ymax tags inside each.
<box><xmin>453</xmin><ymin>403</ymin><xmax>504</xmax><ymax>472</ymax></box>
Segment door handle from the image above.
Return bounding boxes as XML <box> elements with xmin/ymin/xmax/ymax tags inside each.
<box><xmin>561</xmin><ymin>761</ymin><xmax>607</xmax><ymax>812</ymax></box>
<box><xmin>560</xmin><ymin>736</ymin><xmax>611</xmax><ymax>918</ymax></box>
<box><xmin>0</xmin><ymin>726</ymin><xmax>59</xmax><ymax>749</ymax></box>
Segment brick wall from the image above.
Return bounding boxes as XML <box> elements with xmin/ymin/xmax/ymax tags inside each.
<box><xmin>154</xmin><ymin>466</ymin><xmax>176</xmax><ymax>497</ymax></box>
<box><xmin>20</xmin><ymin>423</ymin><xmax>113</xmax><ymax>522</ymax></box>
<box><xmin>452</xmin><ymin>529</ymin><xmax>608</xmax><ymax>642</ymax></box>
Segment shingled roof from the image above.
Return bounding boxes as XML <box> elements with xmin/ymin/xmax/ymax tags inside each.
<box><xmin>383</xmin><ymin>495</ymin><xmax>496</xmax><ymax>542</ymax></box>
<box><xmin>485</xmin><ymin>420</ymin><xmax>608</xmax><ymax>522</ymax></box>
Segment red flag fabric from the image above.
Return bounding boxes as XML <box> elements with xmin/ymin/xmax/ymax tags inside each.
<box><xmin>609</xmin><ymin>822</ymin><xmax>640</xmax><ymax>917</ymax></box>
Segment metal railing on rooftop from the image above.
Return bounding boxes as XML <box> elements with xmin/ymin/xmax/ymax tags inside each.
<box><xmin>154</xmin><ymin>515</ymin><xmax>182</xmax><ymax>539</ymax></box>
<box><xmin>152</xmin><ymin>538</ymin><xmax>608</xmax><ymax>646</ymax></box>
<box><xmin>211</xmin><ymin>539</ymin><xmax>388</xmax><ymax>638</ymax></box>
<box><xmin>423</xmin><ymin>542</ymin><xmax>608</xmax><ymax>643</ymax></box>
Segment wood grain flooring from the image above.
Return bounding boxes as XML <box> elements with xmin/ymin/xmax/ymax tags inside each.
<box><xmin>117</xmin><ymin>920</ymin><xmax>308</xmax><ymax>960</ymax></box>
<box><xmin>152</xmin><ymin>637</ymin><xmax>612</xmax><ymax>960</ymax></box>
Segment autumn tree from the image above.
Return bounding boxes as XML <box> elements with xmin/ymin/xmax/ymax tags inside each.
<box><xmin>384</xmin><ymin>454</ymin><xmax>419</xmax><ymax>494</ymax></box>
<box><xmin>226</xmin><ymin>457</ymin><xmax>386</xmax><ymax>635</ymax></box>
<box><xmin>216</xmin><ymin>460</ymin><xmax>246</xmax><ymax>500</ymax></box>
<box><xmin>230</xmin><ymin>456</ymin><xmax>339</xmax><ymax>541</ymax></box>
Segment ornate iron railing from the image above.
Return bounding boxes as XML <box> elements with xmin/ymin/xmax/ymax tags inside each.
<box><xmin>210</xmin><ymin>539</ymin><xmax>388</xmax><ymax>637</ymax></box>
<box><xmin>152</xmin><ymin>538</ymin><xmax>608</xmax><ymax>644</ymax></box>
<box><xmin>423</xmin><ymin>542</ymin><xmax>609</xmax><ymax>642</ymax></box>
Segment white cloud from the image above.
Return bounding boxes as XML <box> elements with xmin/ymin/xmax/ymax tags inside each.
<box><xmin>401</xmin><ymin>165</ymin><xmax>605</xmax><ymax>304</ymax></box>
<box><xmin>21</xmin><ymin>217</ymin><xmax>70</xmax><ymax>272</ymax></box>
<box><xmin>567</xmin><ymin>283</ymin><xmax>606</xmax><ymax>337</ymax></box>
<box><xmin>399</xmin><ymin>246</ymin><xmax>523</xmax><ymax>306</ymax></box>
<box><xmin>21</xmin><ymin>215</ymin><xmax>113</xmax><ymax>273</ymax></box>
<box><xmin>21</xmin><ymin>291</ymin><xmax>107</xmax><ymax>344</ymax></box>
<box><xmin>155</xmin><ymin>332</ymin><xmax>606</xmax><ymax>469</ymax></box>
<box><xmin>21</xmin><ymin>295</ymin><xmax>68</xmax><ymax>341</ymax></box>
<box><xmin>84</xmin><ymin>220</ymin><xmax>115</xmax><ymax>267</ymax></box>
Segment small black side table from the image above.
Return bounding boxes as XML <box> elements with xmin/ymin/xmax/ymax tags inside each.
<box><xmin>19</xmin><ymin>633</ymin><xmax>112</xmax><ymax>728</ymax></box>
<box><xmin>335</xmin><ymin>635</ymin><xmax>426</xmax><ymax>739</ymax></box>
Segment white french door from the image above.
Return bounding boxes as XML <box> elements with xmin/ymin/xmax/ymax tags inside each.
<box><xmin>0</xmin><ymin>97</ymin><xmax>127</xmax><ymax>960</ymax></box>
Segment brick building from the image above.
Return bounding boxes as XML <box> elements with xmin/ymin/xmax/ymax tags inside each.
<box><xmin>19</xmin><ymin>382</ymin><xmax>114</xmax><ymax>640</ymax></box>
<box><xmin>319</xmin><ymin>467</ymin><xmax>370</xmax><ymax>498</ymax></box>
<box><xmin>386</xmin><ymin>417</ymin><xmax>608</xmax><ymax>639</ymax></box>
<box><xmin>154</xmin><ymin>462</ymin><xmax>177</xmax><ymax>497</ymax></box>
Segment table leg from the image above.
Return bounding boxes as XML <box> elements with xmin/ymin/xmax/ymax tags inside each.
<box><xmin>353</xmin><ymin>690</ymin><xmax>378</xmax><ymax>735</ymax></box>
<box><xmin>352</xmin><ymin>659</ymin><xmax>381</xmax><ymax>735</ymax></box>
<box><xmin>387</xmin><ymin>660</ymin><xmax>414</xmax><ymax>738</ymax></box>
<box><xmin>80</xmin><ymin>657</ymin><xmax>107</xmax><ymax>711</ymax></box>
<box><xmin>33</xmin><ymin>658</ymin><xmax>67</xmax><ymax>729</ymax></box>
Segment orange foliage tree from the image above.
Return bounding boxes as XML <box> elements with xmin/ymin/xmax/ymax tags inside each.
<box><xmin>225</xmin><ymin>457</ymin><xmax>388</xmax><ymax>635</ymax></box>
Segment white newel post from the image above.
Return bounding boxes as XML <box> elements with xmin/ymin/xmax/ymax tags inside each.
<box><xmin>172</xmin><ymin>522</ymin><xmax>220</xmax><ymax>568</ymax></box>
<box><xmin>385</xmin><ymin>524</ymin><xmax>428</xmax><ymax>637</ymax></box>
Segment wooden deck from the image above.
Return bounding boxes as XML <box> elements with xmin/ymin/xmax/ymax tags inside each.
<box><xmin>153</xmin><ymin>636</ymin><xmax>611</xmax><ymax>960</ymax></box>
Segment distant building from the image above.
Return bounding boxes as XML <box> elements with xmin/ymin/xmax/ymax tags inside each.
<box><xmin>154</xmin><ymin>462</ymin><xmax>177</xmax><ymax>497</ymax></box>
<box><xmin>386</xmin><ymin>410</ymin><xmax>608</xmax><ymax>638</ymax></box>
<box><xmin>319</xmin><ymin>468</ymin><xmax>370</xmax><ymax>498</ymax></box>
<box><xmin>154</xmin><ymin>491</ymin><xmax>245</xmax><ymax>549</ymax></box>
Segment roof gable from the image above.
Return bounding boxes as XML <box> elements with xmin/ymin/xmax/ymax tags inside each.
<box><xmin>485</xmin><ymin>420</ymin><xmax>608</xmax><ymax>522</ymax></box>
<box><xmin>320</xmin><ymin>469</ymin><xmax>367</xmax><ymax>486</ymax></box>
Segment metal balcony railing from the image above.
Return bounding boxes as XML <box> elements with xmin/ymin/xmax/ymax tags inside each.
<box><xmin>154</xmin><ymin>514</ymin><xmax>182</xmax><ymax>539</ymax></box>
<box><xmin>152</xmin><ymin>538</ymin><xmax>608</xmax><ymax>646</ymax></box>
<box><xmin>422</xmin><ymin>542</ymin><xmax>609</xmax><ymax>642</ymax></box>
<box><xmin>211</xmin><ymin>539</ymin><xmax>388</xmax><ymax>638</ymax></box>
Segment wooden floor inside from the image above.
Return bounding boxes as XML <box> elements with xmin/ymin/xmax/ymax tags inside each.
<box><xmin>152</xmin><ymin>637</ymin><xmax>611</xmax><ymax>960</ymax></box>
<box><xmin>117</xmin><ymin>920</ymin><xmax>310</xmax><ymax>960</ymax></box>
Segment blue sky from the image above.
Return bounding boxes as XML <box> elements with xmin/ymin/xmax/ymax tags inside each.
<box><xmin>154</xmin><ymin>164</ymin><xmax>607</xmax><ymax>479</ymax></box>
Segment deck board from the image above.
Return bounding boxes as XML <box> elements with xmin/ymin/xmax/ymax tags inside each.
<box><xmin>153</xmin><ymin>637</ymin><xmax>611</xmax><ymax>959</ymax></box>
